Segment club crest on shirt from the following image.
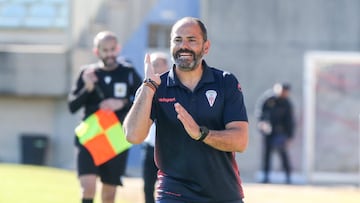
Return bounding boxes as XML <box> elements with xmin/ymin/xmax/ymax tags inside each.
<box><xmin>114</xmin><ymin>83</ymin><xmax>127</xmax><ymax>97</ymax></box>
<box><xmin>205</xmin><ymin>90</ymin><xmax>217</xmax><ymax>107</ymax></box>
<box><xmin>104</xmin><ymin>76</ymin><xmax>112</xmax><ymax>84</ymax></box>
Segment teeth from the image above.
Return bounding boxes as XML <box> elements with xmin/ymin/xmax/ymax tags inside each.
<box><xmin>179</xmin><ymin>54</ymin><xmax>191</xmax><ymax>57</ymax></box>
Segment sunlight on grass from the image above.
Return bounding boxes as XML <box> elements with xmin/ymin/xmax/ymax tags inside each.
<box><xmin>244</xmin><ymin>183</ymin><xmax>360</xmax><ymax>203</ymax></box>
<box><xmin>0</xmin><ymin>164</ymin><xmax>138</xmax><ymax>203</ymax></box>
<box><xmin>1</xmin><ymin>163</ymin><xmax>359</xmax><ymax>203</ymax></box>
<box><xmin>0</xmin><ymin>164</ymin><xmax>79</xmax><ymax>203</ymax></box>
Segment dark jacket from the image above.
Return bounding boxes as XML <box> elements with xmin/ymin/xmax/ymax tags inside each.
<box><xmin>68</xmin><ymin>61</ymin><xmax>142</xmax><ymax>122</ymax></box>
<box><xmin>260</xmin><ymin>96</ymin><xmax>295</xmax><ymax>138</ymax></box>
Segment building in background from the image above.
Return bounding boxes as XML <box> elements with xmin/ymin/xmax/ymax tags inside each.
<box><xmin>0</xmin><ymin>0</ymin><xmax>359</xmax><ymax>184</ymax></box>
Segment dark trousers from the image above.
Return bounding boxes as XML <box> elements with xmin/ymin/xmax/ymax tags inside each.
<box><xmin>262</xmin><ymin>135</ymin><xmax>291</xmax><ymax>183</ymax></box>
<box><xmin>143</xmin><ymin>144</ymin><xmax>158</xmax><ymax>203</ymax></box>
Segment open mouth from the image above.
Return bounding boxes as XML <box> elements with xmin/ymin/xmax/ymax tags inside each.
<box><xmin>177</xmin><ymin>52</ymin><xmax>193</xmax><ymax>59</ymax></box>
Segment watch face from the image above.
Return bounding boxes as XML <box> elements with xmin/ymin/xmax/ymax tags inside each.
<box><xmin>198</xmin><ymin>126</ymin><xmax>209</xmax><ymax>141</ymax></box>
<box><xmin>200</xmin><ymin>126</ymin><xmax>209</xmax><ymax>136</ymax></box>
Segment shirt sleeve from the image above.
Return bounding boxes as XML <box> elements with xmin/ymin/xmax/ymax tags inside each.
<box><xmin>223</xmin><ymin>73</ymin><xmax>248</xmax><ymax>124</ymax></box>
<box><xmin>68</xmin><ymin>69</ymin><xmax>90</xmax><ymax>114</ymax></box>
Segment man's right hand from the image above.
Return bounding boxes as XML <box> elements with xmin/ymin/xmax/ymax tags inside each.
<box><xmin>82</xmin><ymin>68</ymin><xmax>98</xmax><ymax>92</ymax></box>
<box><xmin>144</xmin><ymin>53</ymin><xmax>161</xmax><ymax>85</ymax></box>
<box><xmin>257</xmin><ymin>121</ymin><xmax>272</xmax><ymax>135</ymax></box>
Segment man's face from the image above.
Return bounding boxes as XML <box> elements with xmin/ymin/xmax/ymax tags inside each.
<box><xmin>170</xmin><ymin>21</ymin><xmax>209</xmax><ymax>71</ymax></box>
<box><xmin>96</xmin><ymin>39</ymin><xmax>119</xmax><ymax>68</ymax></box>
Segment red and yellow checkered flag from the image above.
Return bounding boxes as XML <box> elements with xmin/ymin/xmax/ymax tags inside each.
<box><xmin>75</xmin><ymin>110</ymin><xmax>132</xmax><ymax>166</ymax></box>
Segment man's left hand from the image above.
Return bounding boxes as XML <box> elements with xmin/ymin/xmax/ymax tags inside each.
<box><xmin>100</xmin><ymin>98</ymin><xmax>128</xmax><ymax>111</ymax></box>
<box><xmin>174</xmin><ymin>102</ymin><xmax>201</xmax><ymax>140</ymax></box>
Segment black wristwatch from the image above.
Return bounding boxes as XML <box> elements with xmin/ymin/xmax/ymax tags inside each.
<box><xmin>198</xmin><ymin>126</ymin><xmax>209</xmax><ymax>141</ymax></box>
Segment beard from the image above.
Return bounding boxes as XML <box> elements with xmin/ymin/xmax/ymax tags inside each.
<box><xmin>172</xmin><ymin>49</ymin><xmax>203</xmax><ymax>71</ymax></box>
<box><xmin>101</xmin><ymin>56</ymin><xmax>118</xmax><ymax>68</ymax></box>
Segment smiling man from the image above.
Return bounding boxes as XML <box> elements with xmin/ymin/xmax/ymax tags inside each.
<box><xmin>124</xmin><ymin>17</ymin><xmax>249</xmax><ymax>203</ymax></box>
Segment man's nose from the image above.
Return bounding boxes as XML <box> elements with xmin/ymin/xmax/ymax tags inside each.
<box><xmin>179</xmin><ymin>40</ymin><xmax>191</xmax><ymax>49</ymax></box>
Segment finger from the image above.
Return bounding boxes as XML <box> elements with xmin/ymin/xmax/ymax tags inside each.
<box><xmin>144</xmin><ymin>53</ymin><xmax>151</xmax><ymax>64</ymax></box>
<box><xmin>174</xmin><ymin>103</ymin><xmax>193</xmax><ymax>125</ymax></box>
<box><xmin>174</xmin><ymin>103</ymin><xmax>199</xmax><ymax>139</ymax></box>
<box><xmin>144</xmin><ymin>53</ymin><xmax>152</xmax><ymax>77</ymax></box>
<box><xmin>90</xmin><ymin>74</ymin><xmax>98</xmax><ymax>83</ymax></box>
<box><xmin>100</xmin><ymin>102</ymin><xmax>111</xmax><ymax>110</ymax></box>
<box><xmin>174</xmin><ymin>103</ymin><xmax>184</xmax><ymax>115</ymax></box>
<box><xmin>84</xmin><ymin>69</ymin><xmax>97</xmax><ymax>82</ymax></box>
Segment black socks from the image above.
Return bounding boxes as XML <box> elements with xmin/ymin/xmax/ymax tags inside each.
<box><xmin>82</xmin><ymin>199</ymin><xmax>93</xmax><ymax>203</ymax></box>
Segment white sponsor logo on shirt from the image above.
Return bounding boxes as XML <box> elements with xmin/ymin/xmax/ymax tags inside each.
<box><xmin>114</xmin><ymin>83</ymin><xmax>127</xmax><ymax>97</ymax></box>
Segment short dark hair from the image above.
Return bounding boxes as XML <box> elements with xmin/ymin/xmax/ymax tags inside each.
<box><xmin>93</xmin><ymin>31</ymin><xmax>118</xmax><ymax>48</ymax></box>
<box><xmin>282</xmin><ymin>83</ymin><xmax>291</xmax><ymax>90</ymax></box>
<box><xmin>195</xmin><ymin>18</ymin><xmax>208</xmax><ymax>41</ymax></box>
<box><xmin>172</xmin><ymin>17</ymin><xmax>208</xmax><ymax>42</ymax></box>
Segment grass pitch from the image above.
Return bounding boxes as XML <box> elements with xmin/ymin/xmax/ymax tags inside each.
<box><xmin>0</xmin><ymin>164</ymin><xmax>79</xmax><ymax>203</ymax></box>
<box><xmin>0</xmin><ymin>163</ymin><xmax>359</xmax><ymax>203</ymax></box>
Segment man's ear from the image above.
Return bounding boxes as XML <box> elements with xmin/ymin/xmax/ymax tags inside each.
<box><xmin>93</xmin><ymin>48</ymin><xmax>99</xmax><ymax>56</ymax></box>
<box><xmin>116</xmin><ymin>45</ymin><xmax>121</xmax><ymax>54</ymax></box>
<box><xmin>203</xmin><ymin>40</ymin><xmax>210</xmax><ymax>54</ymax></box>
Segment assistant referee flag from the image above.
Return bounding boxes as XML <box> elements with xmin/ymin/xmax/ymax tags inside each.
<box><xmin>75</xmin><ymin>109</ymin><xmax>132</xmax><ymax>165</ymax></box>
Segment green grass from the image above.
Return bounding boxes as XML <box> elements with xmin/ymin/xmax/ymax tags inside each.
<box><xmin>0</xmin><ymin>163</ymin><xmax>140</xmax><ymax>203</ymax></box>
<box><xmin>1</xmin><ymin>163</ymin><xmax>360</xmax><ymax>203</ymax></box>
<box><xmin>0</xmin><ymin>163</ymin><xmax>80</xmax><ymax>203</ymax></box>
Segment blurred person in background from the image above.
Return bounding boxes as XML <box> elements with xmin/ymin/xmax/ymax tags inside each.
<box><xmin>142</xmin><ymin>52</ymin><xmax>170</xmax><ymax>203</ymax></box>
<box><xmin>68</xmin><ymin>31</ymin><xmax>142</xmax><ymax>203</ymax></box>
<box><xmin>257</xmin><ymin>82</ymin><xmax>295</xmax><ymax>184</ymax></box>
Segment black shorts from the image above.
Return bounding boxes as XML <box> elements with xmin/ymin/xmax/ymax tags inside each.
<box><xmin>76</xmin><ymin>143</ymin><xmax>129</xmax><ymax>186</ymax></box>
<box><xmin>156</xmin><ymin>199</ymin><xmax>244</xmax><ymax>203</ymax></box>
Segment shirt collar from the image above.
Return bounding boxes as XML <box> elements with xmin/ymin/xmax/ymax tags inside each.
<box><xmin>166</xmin><ymin>60</ymin><xmax>214</xmax><ymax>88</ymax></box>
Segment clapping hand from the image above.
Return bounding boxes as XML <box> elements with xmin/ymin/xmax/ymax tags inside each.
<box><xmin>100</xmin><ymin>98</ymin><xmax>128</xmax><ymax>111</ymax></box>
<box><xmin>174</xmin><ymin>102</ymin><xmax>200</xmax><ymax>140</ymax></box>
<box><xmin>82</xmin><ymin>68</ymin><xmax>98</xmax><ymax>92</ymax></box>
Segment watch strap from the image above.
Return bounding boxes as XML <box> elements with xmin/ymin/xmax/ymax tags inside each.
<box><xmin>198</xmin><ymin>126</ymin><xmax>209</xmax><ymax>142</ymax></box>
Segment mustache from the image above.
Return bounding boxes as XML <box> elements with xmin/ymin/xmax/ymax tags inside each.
<box><xmin>104</xmin><ymin>56</ymin><xmax>116</xmax><ymax>60</ymax></box>
<box><xmin>175</xmin><ymin>49</ymin><xmax>195</xmax><ymax>57</ymax></box>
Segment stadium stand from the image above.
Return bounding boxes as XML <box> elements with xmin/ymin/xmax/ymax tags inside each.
<box><xmin>0</xmin><ymin>0</ymin><xmax>68</xmax><ymax>28</ymax></box>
